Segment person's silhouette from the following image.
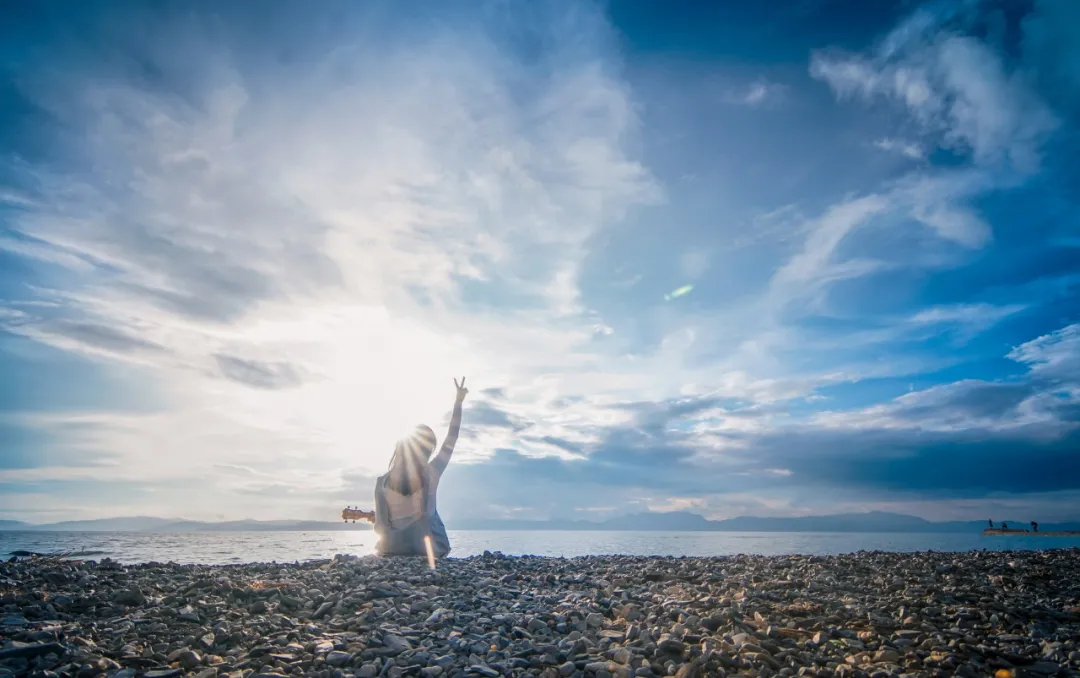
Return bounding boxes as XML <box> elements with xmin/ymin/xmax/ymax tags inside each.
<box><xmin>371</xmin><ymin>378</ymin><xmax>468</xmax><ymax>557</ymax></box>
<box><xmin>1031</xmin><ymin>521</ymin><xmax>1038</xmax><ymax>533</ymax></box>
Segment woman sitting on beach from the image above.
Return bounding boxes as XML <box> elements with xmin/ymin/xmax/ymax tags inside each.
<box><xmin>369</xmin><ymin>378</ymin><xmax>468</xmax><ymax>558</ymax></box>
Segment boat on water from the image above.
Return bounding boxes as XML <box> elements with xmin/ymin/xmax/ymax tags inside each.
<box><xmin>982</xmin><ymin>528</ymin><xmax>1080</xmax><ymax>536</ymax></box>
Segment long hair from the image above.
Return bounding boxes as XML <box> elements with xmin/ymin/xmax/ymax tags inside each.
<box><xmin>385</xmin><ymin>424</ymin><xmax>437</xmax><ymax>495</ymax></box>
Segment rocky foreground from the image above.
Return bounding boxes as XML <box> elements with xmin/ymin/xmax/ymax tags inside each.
<box><xmin>2</xmin><ymin>550</ymin><xmax>1080</xmax><ymax>678</ymax></box>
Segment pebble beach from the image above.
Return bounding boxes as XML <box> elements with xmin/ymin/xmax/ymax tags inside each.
<box><xmin>3</xmin><ymin>550</ymin><xmax>1079</xmax><ymax>678</ymax></box>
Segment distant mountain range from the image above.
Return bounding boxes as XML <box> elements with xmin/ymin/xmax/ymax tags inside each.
<box><xmin>452</xmin><ymin>510</ymin><xmax>1080</xmax><ymax>533</ymax></box>
<box><xmin>2</xmin><ymin>511</ymin><xmax>1076</xmax><ymax>533</ymax></box>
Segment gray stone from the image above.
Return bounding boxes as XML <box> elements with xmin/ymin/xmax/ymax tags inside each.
<box><xmin>873</xmin><ymin>649</ymin><xmax>900</xmax><ymax>663</ymax></box>
<box><xmin>657</xmin><ymin>638</ymin><xmax>685</xmax><ymax>655</ymax></box>
<box><xmin>700</xmin><ymin>615</ymin><xmax>724</xmax><ymax>632</ymax></box>
<box><xmin>175</xmin><ymin>649</ymin><xmax>202</xmax><ymax>670</ymax></box>
<box><xmin>528</xmin><ymin>617</ymin><xmax>550</xmax><ymax>633</ymax></box>
<box><xmin>113</xmin><ymin>588</ymin><xmax>146</xmax><ymax>606</ymax></box>
<box><xmin>384</xmin><ymin>633</ymin><xmax>411</xmax><ymax>654</ymax></box>
<box><xmin>620</xmin><ymin>605</ymin><xmax>643</xmax><ymax>621</ymax></box>
<box><xmin>177</xmin><ymin>605</ymin><xmax>201</xmax><ymax>622</ymax></box>
<box><xmin>326</xmin><ymin>650</ymin><xmax>352</xmax><ymax>667</ymax></box>
<box><xmin>426</xmin><ymin>608</ymin><xmax>451</xmax><ymax>625</ymax></box>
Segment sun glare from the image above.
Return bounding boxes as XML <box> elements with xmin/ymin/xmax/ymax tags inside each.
<box><xmin>226</xmin><ymin>303</ymin><xmax>479</xmax><ymax>472</ymax></box>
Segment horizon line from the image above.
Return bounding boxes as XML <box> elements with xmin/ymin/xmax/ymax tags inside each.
<box><xmin>3</xmin><ymin>509</ymin><xmax>1072</xmax><ymax>527</ymax></box>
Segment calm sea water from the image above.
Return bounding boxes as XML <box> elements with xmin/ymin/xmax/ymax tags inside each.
<box><xmin>3</xmin><ymin>530</ymin><xmax>1079</xmax><ymax>565</ymax></box>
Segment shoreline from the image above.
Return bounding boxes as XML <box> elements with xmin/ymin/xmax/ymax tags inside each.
<box><xmin>8</xmin><ymin>531</ymin><xmax>1080</xmax><ymax>567</ymax></box>
<box><xmin>2</xmin><ymin>551</ymin><xmax>1079</xmax><ymax>677</ymax></box>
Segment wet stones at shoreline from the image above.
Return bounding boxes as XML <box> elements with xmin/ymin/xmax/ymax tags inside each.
<box><xmin>1</xmin><ymin>549</ymin><xmax>1078</xmax><ymax>677</ymax></box>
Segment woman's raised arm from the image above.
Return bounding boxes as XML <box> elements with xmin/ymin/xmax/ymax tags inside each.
<box><xmin>430</xmin><ymin>377</ymin><xmax>467</xmax><ymax>475</ymax></box>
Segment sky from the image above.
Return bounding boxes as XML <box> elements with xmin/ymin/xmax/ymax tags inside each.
<box><xmin>1</xmin><ymin>0</ymin><xmax>1078</xmax><ymax>525</ymax></box>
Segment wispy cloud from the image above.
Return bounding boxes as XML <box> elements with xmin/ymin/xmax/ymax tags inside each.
<box><xmin>873</xmin><ymin>137</ymin><xmax>925</xmax><ymax>160</ymax></box>
<box><xmin>810</xmin><ymin>7</ymin><xmax>1059</xmax><ymax>172</ymax></box>
<box><xmin>1009</xmin><ymin>323</ymin><xmax>1080</xmax><ymax>388</ymax></box>
<box><xmin>725</xmin><ymin>80</ymin><xmax>787</xmax><ymax>108</ymax></box>
<box><xmin>905</xmin><ymin>303</ymin><xmax>1027</xmax><ymax>344</ymax></box>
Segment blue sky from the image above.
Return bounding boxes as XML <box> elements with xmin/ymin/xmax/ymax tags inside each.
<box><xmin>2</xmin><ymin>0</ymin><xmax>1078</xmax><ymax>524</ymax></box>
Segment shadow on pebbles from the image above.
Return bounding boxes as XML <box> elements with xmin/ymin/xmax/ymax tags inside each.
<box><xmin>2</xmin><ymin>550</ymin><xmax>1080</xmax><ymax>678</ymax></box>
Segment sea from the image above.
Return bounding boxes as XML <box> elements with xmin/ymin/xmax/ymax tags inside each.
<box><xmin>3</xmin><ymin>530</ymin><xmax>1079</xmax><ymax>565</ymax></box>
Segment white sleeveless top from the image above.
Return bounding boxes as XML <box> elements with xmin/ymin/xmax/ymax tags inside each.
<box><xmin>382</xmin><ymin>486</ymin><xmax>424</xmax><ymax>527</ymax></box>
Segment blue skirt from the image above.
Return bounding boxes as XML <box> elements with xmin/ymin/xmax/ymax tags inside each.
<box><xmin>375</xmin><ymin>511</ymin><xmax>451</xmax><ymax>557</ymax></box>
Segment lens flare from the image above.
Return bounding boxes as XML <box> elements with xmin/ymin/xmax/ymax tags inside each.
<box><xmin>424</xmin><ymin>535</ymin><xmax>436</xmax><ymax>570</ymax></box>
<box><xmin>664</xmin><ymin>284</ymin><xmax>694</xmax><ymax>301</ymax></box>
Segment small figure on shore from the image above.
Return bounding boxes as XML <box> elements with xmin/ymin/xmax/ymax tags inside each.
<box><xmin>988</xmin><ymin>519</ymin><xmax>994</xmax><ymax>529</ymax></box>
<box><xmin>371</xmin><ymin>377</ymin><xmax>468</xmax><ymax>558</ymax></box>
<box><xmin>1032</xmin><ymin>521</ymin><xmax>1038</xmax><ymax>533</ymax></box>
<box><xmin>1001</xmin><ymin>522</ymin><xmax>1008</xmax><ymax>531</ymax></box>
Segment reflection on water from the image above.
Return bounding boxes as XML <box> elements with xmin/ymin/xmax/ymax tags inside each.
<box><xmin>2</xmin><ymin>530</ymin><xmax>1078</xmax><ymax>565</ymax></box>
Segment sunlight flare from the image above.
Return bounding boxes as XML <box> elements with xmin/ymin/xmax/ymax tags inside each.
<box><xmin>424</xmin><ymin>535</ymin><xmax>436</xmax><ymax>570</ymax></box>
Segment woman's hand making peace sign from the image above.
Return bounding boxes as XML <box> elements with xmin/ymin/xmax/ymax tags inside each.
<box><xmin>454</xmin><ymin>377</ymin><xmax>468</xmax><ymax>404</ymax></box>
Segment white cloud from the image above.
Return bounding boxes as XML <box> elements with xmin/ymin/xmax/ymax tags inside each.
<box><xmin>724</xmin><ymin>79</ymin><xmax>786</xmax><ymax>108</ymax></box>
<box><xmin>811</xmin><ymin>15</ymin><xmax>1058</xmax><ymax>172</ymax></box>
<box><xmin>0</xmin><ymin>187</ymin><xmax>37</xmax><ymax>207</ymax></box>
<box><xmin>813</xmin><ymin>322</ymin><xmax>1080</xmax><ymax>437</ymax></box>
<box><xmin>1009</xmin><ymin>323</ymin><xmax>1080</xmax><ymax>385</ymax></box>
<box><xmin>908</xmin><ymin>302</ymin><xmax>1025</xmax><ymax>327</ymax></box>
<box><xmin>768</xmin><ymin>193</ymin><xmax>891</xmax><ymax>309</ymax></box>
<box><xmin>895</xmin><ymin>168</ymin><xmax>1000</xmax><ymax>248</ymax></box>
<box><xmin>903</xmin><ymin>302</ymin><xmax>1026</xmax><ymax>343</ymax></box>
<box><xmin>873</xmin><ymin>137</ymin><xmax>925</xmax><ymax>159</ymax></box>
<box><xmin>0</xmin><ymin>236</ymin><xmax>95</xmax><ymax>272</ymax></box>
<box><xmin>795</xmin><ymin>4</ymin><xmax>1066</xmax><ymax>305</ymax></box>
<box><xmin>762</xmin><ymin>165</ymin><xmax>1003</xmax><ymax>319</ymax></box>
